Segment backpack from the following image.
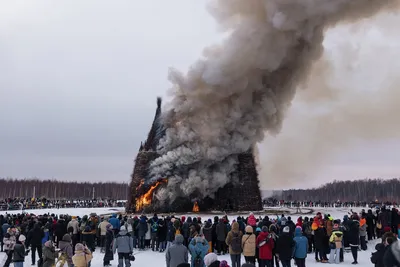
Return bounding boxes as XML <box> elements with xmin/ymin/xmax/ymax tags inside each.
<box><xmin>230</xmin><ymin>232</ymin><xmax>242</xmax><ymax>253</ymax></box>
<box><xmin>193</xmin><ymin>251</ymin><xmax>203</xmax><ymax>267</ymax></box>
<box><xmin>304</xmin><ymin>223</ymin><xmax>312</xmax><ymax>235</ymax></box>
<box><xmin>151</xmin><ymin>222</ymin><xmax>158</xmax><ymax>233</ymax></box>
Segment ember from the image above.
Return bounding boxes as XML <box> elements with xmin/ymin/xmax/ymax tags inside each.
<box><xmin>192</xmin><ymin>201</ymin><xmax>200</xmax><ymax>212</ymax></box>
<box><xmin>135</xmin><ymin>179</ymin><xmax>167</xmax><ymax>211</ymax></box>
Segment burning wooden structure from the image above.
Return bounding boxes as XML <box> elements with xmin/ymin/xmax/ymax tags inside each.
<box><xmin>126</xmin><ymin>98</ymin><xmax>263</xmax><ymax>213</ymax></box>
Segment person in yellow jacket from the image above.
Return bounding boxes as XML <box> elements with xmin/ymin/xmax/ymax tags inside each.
<box><xmin>329</xmin><ymin>224</ymin><xmax>343</xmax><ymax>264</ymax></box>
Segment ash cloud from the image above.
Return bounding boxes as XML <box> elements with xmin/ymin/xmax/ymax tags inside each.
<box><xmin>149</xmin><ymin>0</ymin><xmax>400</xmax><ymax>202</ymax></box>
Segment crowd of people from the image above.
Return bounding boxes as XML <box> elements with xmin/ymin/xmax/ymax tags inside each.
<box><xmin>0</xmin><ymin>206</ymin><xmax>399</xmax><ymax>267</ymax></box>
<box><xmin>0</xmin><ymin>198</ymin><xmax>126</xmax><ymax>211</ymax></box>
<box><xmin>262</xmin><ymin>199</ymin><xmax>398</xmax><ymax>209</ymax></box>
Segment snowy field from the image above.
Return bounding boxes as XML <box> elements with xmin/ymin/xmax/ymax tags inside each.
<box><xmin>0</xmin><ymin>206</ymin><xmax>384</xmax><ymax>266</ymax></box>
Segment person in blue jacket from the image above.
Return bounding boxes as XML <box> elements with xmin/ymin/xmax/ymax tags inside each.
<box><xmin>108</xmin><ymin>214</ymin><xmax>121</xmax><ymax>235</ymax></box>
<box><xmin>293</xmin><ymin>226</ymin><xmax>308</xmax><ymax>267</ymax></box>
<box><xmin>188</xmin><ymin>235</ymin><xmax>209</xmax><ymax>267</ymax></box>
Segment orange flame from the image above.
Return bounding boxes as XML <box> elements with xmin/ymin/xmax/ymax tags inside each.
<box><xmin>136</xmin><ymin>179</ymin><xmax>167</xmax><ymax>211</ymax></box>
<box><xmin>192</xmin><ymin>201</ymin><xmax>200</xmax><ymax>212</ymax></box>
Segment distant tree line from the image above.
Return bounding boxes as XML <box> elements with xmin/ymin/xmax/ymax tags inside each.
<box><xmin>275</xmin><ymin>178</ymin><xmax>400</xmax><ymax>202</ymax></box>
<box><xmin>0</xmin><ymin>178</ymin><xmax>128</xmax><ymax>200</ymax></box>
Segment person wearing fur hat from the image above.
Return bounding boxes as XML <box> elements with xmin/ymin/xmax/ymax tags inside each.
<box><xmin>204</xmin><ymin>252</ymin><xmax>220</xmax><ymax>267</ymax></box>
<box><xmin>72</xmin><ymin>243</ymin><xmax>93</xmax><ymax>267</ymax></box>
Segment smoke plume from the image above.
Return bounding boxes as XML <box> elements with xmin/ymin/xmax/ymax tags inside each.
<box><xmin>259</xmin><ymin>15</ymin><xmax>400</xmax><ymax>189</ymax></box>
<box><xmin>149</xmin><ymin>0</ymin><xmax>400</xmax><ymax>203</ymax></box>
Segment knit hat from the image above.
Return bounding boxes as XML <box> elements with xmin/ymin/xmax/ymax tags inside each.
<box><xmin>44</xmin><ymin>241</ymin><xmax>52</xmax><ymax>248</ymax></box>
<box><xmin>262</xmin><ymin>226</ymin><xmax>268</xmax><ymax>233</ymax></box>
<box><xmin>204</xmin><ymin>253</ymin><xmax>218</xmax><ymax>266</ymax></box>
<box><xmin>220</xmin><ymin>260</ymin><xmax>230</xmax><ymax>267</ymax></box>
<box><xmin>75</xmin><ymin>243</ymin><xmax>85</xmax><ymax>251</ymax></box>
<box><xmin>177</xmin><ymin>264</ymin><xmax>190</xmax><ymax>267</ymax></box>
<box><xmin>18</xmin><ymin>234</ymin><xmax>26</xmax><ymax>242</ymax></box>
<box><xmin>256</xmin><ymin>227</ymin><xmax>262</xmax><ymax>232</ymax></box>
<box><xmin>283</xmin><ymin>226</ymin><xmax>290</xmax><ymax>233</ymax></box>
<box><xmin>62</xmin><ymin>234</ymin><xmax>72</xmax><ymax>242</ymax></box>
<box><xmin>106</xmin><ymin>223</ymin><xmax>113</xmax><ymax>230</ymax></box>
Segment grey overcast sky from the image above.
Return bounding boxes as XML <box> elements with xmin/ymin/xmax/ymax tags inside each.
<box><xmin>1</xmin><ymin>1</ymin><xmax>399</xmax><ymax>189</ymax></box>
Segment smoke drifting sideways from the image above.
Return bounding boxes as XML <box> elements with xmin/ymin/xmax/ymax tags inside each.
<box><xmin>148</xmin><ymin>0</ymin><xmax>400</xmax><ymax>204</ymax></box>
<box><xmin>259</xmin><ymin>14</ymin><xmax>400</xmax><ymax>189</ymax></box>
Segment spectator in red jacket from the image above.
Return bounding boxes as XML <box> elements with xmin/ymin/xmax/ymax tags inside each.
<box><xmin>256</xmin><ymin>226</ymin><xmax>274</xmax><ymax>267</ymax></box>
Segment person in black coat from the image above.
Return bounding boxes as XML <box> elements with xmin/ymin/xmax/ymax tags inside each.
<box><xmin>348</xmin><ymin>216</ymin><xmax>360</xmax><ymax>264</ymax></box>
<box><xmin>276</xmin><ymin>226</ymin><xmax>295</xmax><ymax>267</ymax></box>
<box><xmin>383</xmin><ymin>237</ymin><xmax>400</xmax><ymax>267</ymax></box>
<box><xmin>55</xmin><ymin>217</ymin><xmax>67</xmax><ymax>247</ymax></box>
<box><xmin>366</xmin><ymin>209</ymin><xmax>376</xmax><ymax>240</ymax></box>
<box><xmin>157</xmin><ymin>219</ymin><xmax>167</xmax><ymax>252</ymax></box>
<box><xmin>371</xmin><ymin>243</ymin><xmax>386</xmax><ymax>267</ymax></box>
<box><xmin>103</xmin><ymin>224</ymin><xmax>114</xmax><ymax>267</ymax></box>
<box><xmin>314</xmin><ymin>223</ymin><xmax>328</xmax><ymax>262</ymax></box>
<box><xmin>26</xmin><ymin>223</ymin><xmax>44</xmax><ymax>265</ymax></box>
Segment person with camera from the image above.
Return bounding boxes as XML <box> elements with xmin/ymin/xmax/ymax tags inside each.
<box><xmin>72</xmin><ymin>243</ymin><xmax>93</xmax><ymax>267</ymax></box>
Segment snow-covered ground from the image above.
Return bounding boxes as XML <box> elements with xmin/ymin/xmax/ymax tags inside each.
<box><xmin>0</xmin><ymin>207</ymin><xmax>381</xmax><ymax>266</ymax></box>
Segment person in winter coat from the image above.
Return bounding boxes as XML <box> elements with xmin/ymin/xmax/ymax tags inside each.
<box><xmin>256</xmin><ymin>226</ymin><xmax>274</xmax><ymax>267</ymax></box>
<box><xmin>359</xmin><ymin>216</ymin><xmax>367</xmax><ymax>251</ymax></box>
<box><xmin>81</xmin><ymin>225</ymin><xmax>95</xmax><ymax>252</ymax></box>
<box><xmin>148</xmin><ymin>214</ymin><xmax>159</xmax><ymax>251</ymax></box>
<box><xmin>55</xmin><ymin>217</ymin><xmax>67</xmax><ymax>247</ymax></box>
<box><xmin>72</xmin><ymin>243</ymin><xmax>93</xmax><ymax>267</ymax></box>
<box><xmin>286</xmin><ymin>217</ymin><xmax>296</xmax><ymax>236</ymax></box>
<box><xmin>242</xmin><ymin>226</ymin><xmax>256</xmax><ymax>265</ymax></box>
<box><xmin>268</xmin><ymin>224</ymin><xmax>279</xmax><ymax>267</ymax></box>
<box><xmin>225</xmin><ymin>222</ymin><xmax>243</xmax><ymax>267</ymax></box>
<box><xmin>201</xmin><ymin>220</ymin><xmax>213</xmax><ymax>253</ymax></box>
<box><xmin>302</xmin><ymin>217</ymin><xmax>313</xmax><ymax>253</ymax></box>
<box><xmin>166</xmin><ymin>234</ymin><xmax>188</xmax><ymax>267</ymax></box>
<box><xmin>204</xmin><ymin>253</ymin><xmax>220</xmax><ymax>267</ymax></box>
<box><xmin>247</xmin><ymin>213</ymin><xmax>257</xmax><ymax>228</ymax></box>
<box><xmin>212</xmin><ymin>217</ymin><xmax>219</xmax><ymax>252</ymax></box>
<box><xmin>188</xmin><ymin>236</ymin><xmax>209</xmax><ymax>267</ymax></box>
<box><xmin>67</xmin><ymin>216</ymin><xmax>80</xmax><ymax>246</ymax></box>
<box><xmin>383</xmin><ymin>238</ymin><xmax>400</xmax><ymax>267</ymax></box>
<box><xmin>1</xmin><ymin>220</ymin><xmax>10</xmax><ymax>252</ymax></box>
<box><xmin>158</xmin><ymin>219</ymin><xmax>168</xmax><ymax>252</ymax></box>
<box><xmin>314</xmin><ymin>221</ymin><xmax>328</xmax><ymax>263</ymax></box>
<box><xmin>26</xmin><ymin>223</ymin><xmax>44</xmax><ymax>266</ymax></box>
<box><xmin>182</xmin><ymin>217</ymin><xmax>192</xmax><ymax>247</ymax></box>
<box><xmin>58</xmin><ymin>234</ymin><xmax>74</xmax><ymax>267</ymax></box>
<box><xmin>328</xmin><ymin>224</ymin><xmax>343</xmax><ymax>264</ymax></box>
<box><xmin>103</xmin><ymin>224</ymin><xmax>114</xmax><ymax>267</ymax></box>
<box><xmin>99</xmin><ymin>218</ymin><xmax>111</xmax><ymax>253</ymax></box>
<box><xmin>42</xmin><ymin>241</ymin><xmax>58</xmax><ymax>267</ymax></box>
<box><xmin>13</xmin><ymin>234</ymin><xmax>26</xmax><ymax>267</ymax></box>
<box><xmin>275</xmin><ymin>226</ymin><xmax>295</xmax><ymax>267</ymax></box>
<box><xmin>136</xmin><ymin>215</ymin><xmax>148</xmax><ymax>250</ymax></box>
<box><xmin>348</xmin><ymin>215</ymin><xmax>360</xmax><ymax>264</ymax></box>
<box><xmin>293</xmin><ymin>227</ymin><xmax>308</xmax><ymax>267</ymax></box>
<box><xmin>216</xmin><ymin>219</ymin><xmax>227</xmax><ymax>255</ymax></box>
<box><xmin>113</xmin><ymin>225</ymin><xmax>133</xmax><ymax>267</ymax></box>
<box><xmin>370</xmin><ymin>243</ymin><xmax>385</xmax><ymax>267</ymax></box>
<box><xmin>366</xmin><ymin>210</ymin><xmax>376</xmax><ymax>241</ymax></box>
<box><xmin>3</xmin><ymin>227</ymin><xmax>17</xmax><ymax>267</ymax></box>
